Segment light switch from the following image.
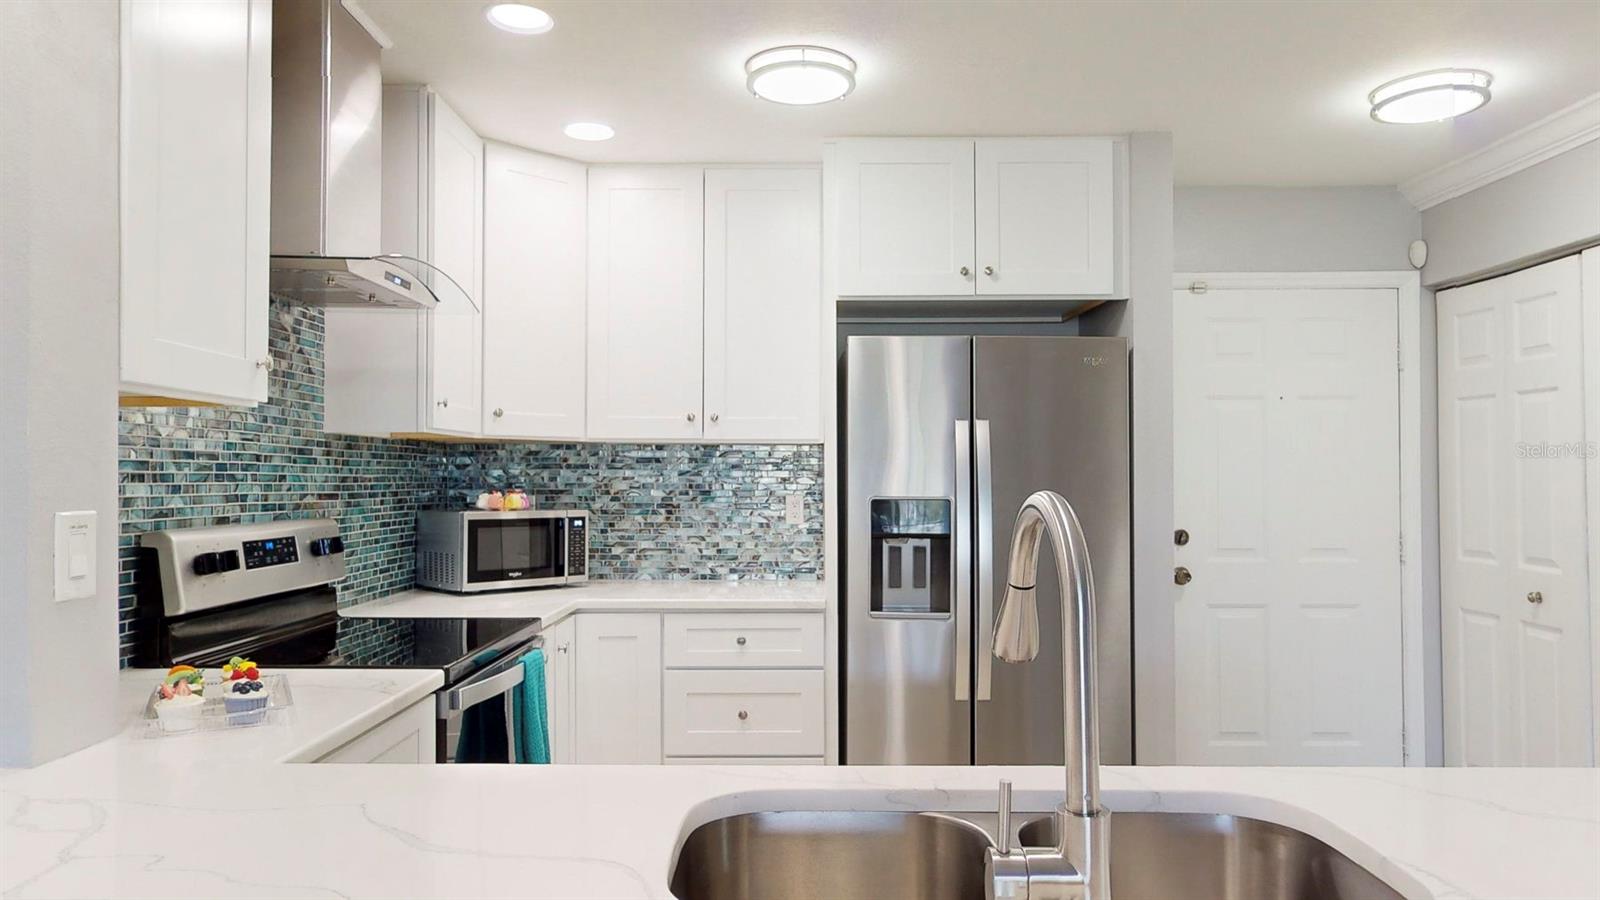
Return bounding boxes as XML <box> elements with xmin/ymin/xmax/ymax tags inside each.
<box><xmin>53</xmin><ymin>510</ymin><xmax>97</xmax><ymax>603</ymax></box>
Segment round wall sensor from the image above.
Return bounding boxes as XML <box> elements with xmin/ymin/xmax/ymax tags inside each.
<box><xmin>1408</xmin><ymin>239</ymin><xmax>1428</xmax><ymax>269</ymax></box>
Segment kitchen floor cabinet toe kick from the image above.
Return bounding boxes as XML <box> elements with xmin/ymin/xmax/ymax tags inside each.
<box><xmin>547</xmin><ymin>610</ymin><xmax>826</xmax><ymax>765</ymax></box>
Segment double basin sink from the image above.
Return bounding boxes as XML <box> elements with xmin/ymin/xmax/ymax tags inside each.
<box><xmin>671</xmin><ymin>809</ymin><xmax>1404</xmax><ymax>900</ymax></box>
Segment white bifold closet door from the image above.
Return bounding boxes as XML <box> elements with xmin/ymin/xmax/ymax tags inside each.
<box><xmin>1438</xmin><ymin>254</ymin><xmax>1594</xmax><ymax>766</ymax></box>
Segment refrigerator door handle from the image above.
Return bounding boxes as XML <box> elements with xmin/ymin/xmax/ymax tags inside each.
<box><xmin>975</xmin><ymin>418</ymin><xmax>995</xmax><ymax>701</ymax></box>
<box><xmin>954</xmin><ymin>419</ymin><xmax>972</xmax><ymax>702</ymax></box>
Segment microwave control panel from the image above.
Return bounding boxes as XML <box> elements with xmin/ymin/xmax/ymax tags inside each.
<box><xmin>566</xmin><ymin>517</ymin><xmax>587</xmax><ymax>577</ymax></box>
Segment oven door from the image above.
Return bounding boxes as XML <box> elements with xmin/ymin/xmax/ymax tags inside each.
<box><xmin>437</xmin><ymin>644</ymin><xmax>537</xmax><ymax>763</ymax></box>
<box><xmin>464</xmin><ymin>515</ymin><xmax>566</xmax><ymax>590</ymax></box>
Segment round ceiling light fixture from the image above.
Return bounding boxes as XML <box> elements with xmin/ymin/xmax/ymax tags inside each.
<box><xmin>1368</xmin><ymin>68</ymin><xmax>1492</xmax><ymax>124</ymax></box>
<box><xmin>745</xmin><ymin>45</ymin><xmax>857</xmax><ymax>106</ymax></box>
<box><xmin>485</xmin><ymin>3</ymin><xmax>553</xmax><ymax>35</ymax></box>
<box><xmin>563</xmin><ymin>122</ymin><xmax>615</xmax><ymax>141</ymax></box>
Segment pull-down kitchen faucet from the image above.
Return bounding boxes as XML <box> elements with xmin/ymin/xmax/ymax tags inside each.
<box><xmin>986</xmin><ymin>490</ymin><xmax>1110</xmax><ymax>900</ymax></box>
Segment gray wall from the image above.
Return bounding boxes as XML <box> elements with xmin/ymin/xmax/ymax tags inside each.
<box><xmin>1420</xmin><ymin>141</ymin><xmax>1600</xmax><ymax>287</ymax></box>
<box><xmin>1175</xmin><ymin>186</ymin><xmax>1421</xmax><ymax>273</ymax></box>
<box><xmin>0</xmin><ymin>0</ymin><xmax>122</xmax><ymax>766</ymax></box>
<box><xmin>1082</xmin><ymin>132</ymin><xmax>1176</xmax><ymax>764</ymax></box>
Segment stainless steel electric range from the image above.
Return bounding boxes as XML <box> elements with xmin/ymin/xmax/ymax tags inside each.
<box><xmin>131</xmin><ymin>518</ymin><xmax>539</xmax><ymax>762</ymax></box>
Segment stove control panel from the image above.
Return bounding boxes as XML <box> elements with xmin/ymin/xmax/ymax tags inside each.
<box><xmin>140</xmin><ymin>519</ymin><xmax>346</xmax><ymax>616</ymax></box>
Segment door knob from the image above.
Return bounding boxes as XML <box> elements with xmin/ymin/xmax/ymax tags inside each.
<box><xmin>983</xmin><ymin>265</ymin><xmax>995</xmax><ymax>276</ymax></box>
<box><xmin>960</xmin><ymin>266</ymin><xmax>971</xmax><ymax>277</ymax></box>
<box><xmin>1527</xmin><ymin>591</ymin><xmax>1544</xmax><ymax>605</ymax></box>
<box><xmin>1174</xmin><ymin>566</ymin><xmax>1193</xmax><ymax>586</ymax></box>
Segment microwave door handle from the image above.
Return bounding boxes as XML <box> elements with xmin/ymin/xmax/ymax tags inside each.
<box><xmin>445</xmin><ymin>659</ymin><xmax>526</xmax><ymax>713</ymax></box>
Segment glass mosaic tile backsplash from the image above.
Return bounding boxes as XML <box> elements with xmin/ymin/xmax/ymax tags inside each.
<box><xmin>117</xmin><ymin>301</ymin><xmax>824</xmax><ymax>666</ymax></box>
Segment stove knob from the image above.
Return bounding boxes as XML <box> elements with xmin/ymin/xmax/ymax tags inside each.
<box><xmin>310</xmin><ymin>536</ymin><xmax>345</xmax><ymax>557</ymax></box>
<box><xmin>192</xmin><ymin>552</ymin><xmax>221</xmax><ymax>576</ymax></box>
<box><xmin>217</xmin><ymin>550</ymin><xmax>241</xmax><ymax>572</ymax></box>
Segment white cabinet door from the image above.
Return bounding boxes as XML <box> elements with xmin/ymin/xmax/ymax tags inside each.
<box><xmin>586</xmin><ymin>167</ymin><xmax>705</xmax><ymax>440</ymax></box>
<box><xmin>543</xmin><ymin>617</ymin><xmax>577</xmax><ymax>764</ymax></box>
<box><xmin>574</xmin><ymin>613</ymin><xmax>662</xmax><ymax>763</ymax></box>
<box><xmin>662</xmin><ymin>669</ymin><xmax>825</xmax><ymax>757</ymax></box>
<box><xmin>120</xmin><ymin>0</ymin><xmax>270</xmax><ymax>405</ymax></box>
<box><xmin>314</xmin><ymin>697</ymin><xmax>437</xmax><ymax>764</ymax></box>
<box><xmin>703</xmin><ymin>168</ymin><xmax>822</xmax><ymax>442</ymax></box>
<box><xmin>483</xmin><ymin>144</ymin><xmax>586</xmax><ymax>439</ymax></box>
<box><xmin>1173</xmin><ymin>286</ymin><xmax>1404</xmax><ymax>766</ymax></box>
<box><xmin>974</xmin><ymin>138</ymin><xmax>1115</xmax><ymax>296</ymax></box>
<box><xmin>1439</xmin><ymin>256</ymin><xmax>1593</xmax><ymax>766</ymax></box>
<box><xmin>424</xmin><ymin>95</ymin><xmax>483</xmax><ymax>435</ymax></box>
<box><xmin>834</xmin><ymin>139</ymin><xmax>975</xmax><ymax>297</ymax></box>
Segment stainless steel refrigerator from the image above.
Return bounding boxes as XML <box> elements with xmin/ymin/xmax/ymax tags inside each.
<box><xmin>842</xmin><ymin>335</ymin><xmax>1132</xmax><ymax>765</ymax></box>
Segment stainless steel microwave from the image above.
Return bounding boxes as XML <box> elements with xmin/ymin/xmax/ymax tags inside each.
<box><xmin>416</xmin><ymin>510</ymin><xmax>589</xmax><ymax>593</ymax></box>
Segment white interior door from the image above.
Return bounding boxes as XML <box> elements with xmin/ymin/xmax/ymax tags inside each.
<box><xmin>482</xmin><ymin>143</ymin><xmax>586</xmax><ymax>439</ymax></box>
<box><xmin>703</xmin><ymin>167</ymin><xmax>822</xmax><ymax>442</ymax></box>
<box><xmin>1174</xmin><ymin>286</ymin><xmax>1404</xmax><ymax>765</ymax></box>
<box><xmin>1439</xmin><ymin>255</ymin><xmax>1593</xmax><ymax>766</ymax></box>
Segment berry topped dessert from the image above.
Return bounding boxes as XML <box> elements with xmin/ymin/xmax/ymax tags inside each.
<box><xmin>219</xmin><ymin>656</ymin><xmax>271</xmax><ymax>724</ymax></box>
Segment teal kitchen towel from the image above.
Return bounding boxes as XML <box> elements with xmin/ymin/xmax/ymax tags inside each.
<box><xmin>513</xmin><ymin>648</ymin><xmax>550</xmax><ymax>764</ymax></box>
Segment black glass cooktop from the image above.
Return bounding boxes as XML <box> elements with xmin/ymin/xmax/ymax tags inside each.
<box><xmin>334</xmin><ymin>616</ymin><xmax>541</xmax><ymax>683</ymax></box>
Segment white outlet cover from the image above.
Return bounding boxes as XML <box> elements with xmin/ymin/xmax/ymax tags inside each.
<box><xmin>53</xmin><ymin>510</ymin><xmax>97</xmax><ymax>602</ymax></box>
<box><xmin>784</xmin><ymin>494</ymin><xmax>805</xmax><ymax>526</ymax></box>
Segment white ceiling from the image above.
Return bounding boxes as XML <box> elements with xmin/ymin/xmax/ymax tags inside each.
<box><xmin>361</xmin><ymin>0</ymin><xmax>1600</xmax><ymax>186</ymax></box>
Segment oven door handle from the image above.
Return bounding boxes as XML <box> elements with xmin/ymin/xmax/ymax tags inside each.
<box><xmin>443</xmin><ymin>657</ymin><xmax>526</xmax><ymax>714</ymax></box>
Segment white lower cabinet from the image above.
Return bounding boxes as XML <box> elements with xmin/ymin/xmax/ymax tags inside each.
<box><xmin>315</xmin><ymin>697</ymin><xmax>437</xmax><ymax>764</ymax></box>
<box><xmin>553</xmin><ymin>610</ymin><xmax>826</xmax><ymax>764</ymax></box>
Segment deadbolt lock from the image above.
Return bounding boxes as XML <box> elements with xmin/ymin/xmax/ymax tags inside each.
<box><xmin>1174</xmin><ymin>566</ymin><xmax>1193</xmax><ymax>586</ymax></box>
<box><xmin>1174</xmin><ymin>528</ymin><xmax>1190</xmax><ymax>546</ymax></box>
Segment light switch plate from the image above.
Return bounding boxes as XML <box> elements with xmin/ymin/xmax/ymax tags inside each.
<box><xmin>784</xmin><ymin>494</ymin><xmax>805</xmax><ymax>526</ymax></box>
<box><xmin>53</xmin><ymin>510</ymin><xmax>97</xmax><ymax>603</ymax></box>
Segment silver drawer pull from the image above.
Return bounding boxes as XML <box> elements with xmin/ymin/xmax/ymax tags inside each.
<box><xmin>445</xmin><ymin>661</ymin><xmax>525</xmax><ymax>712</ymax></box>
<box><xmin>737</xmin><ymin>710</ymin><xmax>749</xmax><ymax>721</ymax></box>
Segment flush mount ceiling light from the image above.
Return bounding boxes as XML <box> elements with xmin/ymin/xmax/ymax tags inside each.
<box><xmin>1369</xmin><ymin>68</ymin><xmax>1493</xmax><ymax>124</ymax></box>
<box><xmin>745</xmin><ymin>45</ymin><xmax>857</xmax><ymax>105</ymax></box>
<box><xmin>485</xmin><ymin>3</ymin><xmax>553</xmax><ymax>35</ymax></box>
<box><xmin>563</xmin><ymin>122</ymin><xmax>614</xmax><ymax>141</ymax></box>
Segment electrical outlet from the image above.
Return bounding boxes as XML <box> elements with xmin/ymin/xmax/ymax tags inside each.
<box><xmin>784</xmin><ymin>494</ymin><xmax>805</xmax><ymax>526</ymax></box>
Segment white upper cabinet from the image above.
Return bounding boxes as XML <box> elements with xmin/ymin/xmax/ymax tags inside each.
<box><xmin>835</xmin><ymin>139</ymin><xmax>975</xmax><ymax>297</ymax></box>
<box><xmin>586</xmin><ymin>167</ymin><xmax>705</xmax><ymax>441</ymax></box>
<box><xmin>834</xmin><ymin>136</ymin><xmax>1123</xmax><ymax>299</ymax></box>
<box><xmin>482</xmin><ymin>144</ymin><xmax>587</xmax><ymax>439</ymax></box>
<box><xmin>704</xmin><ymin>168</ymin><xmax>823</xmax><ymax>442</ymax></box>
<box><xmin>120</xmin><ymin>0</ymin><xmax>271</xmax><ymax>406</ymax></box>
<box><xmin>325</xmin><ymin>85</ymin><xmax>483</xmax><ymax>437</ymax></box>
<box><xmin>975</xmin><ymin>138</ymin><xmax>1115</xmax><ymax>296</ymax></box>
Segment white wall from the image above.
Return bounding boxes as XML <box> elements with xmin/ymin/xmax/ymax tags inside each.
<box><xmin>1175</xmin><ymin>186</ymin><xmax>1420</xmax><ymax>273</ymax></box>
<box><xmin>1081</xmin><ymin>132</ymin><xmax>1176</xmax><ymax>764</ymax></box>
<box><xmin>1420</xmin><ymin>141</ymin><xmax>1600</xmax><ymax>288</ymax></box>
<box><xmin>0</xmin><ymin>0</ymin><xmax>122</xmax><ymax>766</ymax></box>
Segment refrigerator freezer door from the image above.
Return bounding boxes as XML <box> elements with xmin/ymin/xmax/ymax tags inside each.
<box><xmin>844</xmin><ymin>336</ymin><xmax>973</xmax><ymax>764</ymax></box>
<box><xmin>973</xmin><ymin>336</ymin><xmax>1132</xmax><ymax>765</ymax></box>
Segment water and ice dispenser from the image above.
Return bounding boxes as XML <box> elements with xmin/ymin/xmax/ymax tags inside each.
<box><xmin>868</xmin><ymin>499</ymin><xmax>952</xmax><ymax>616</ymax></box>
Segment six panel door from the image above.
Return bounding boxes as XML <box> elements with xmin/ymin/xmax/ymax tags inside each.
<box><xmin>1174</xmin><ymin>287</ymin><xmax>1404</xmax><ymax>765</ymax></box>
<box><xmin>1438</xmin><ymin>255</ymin><xmax>1593</xmax><ymax>766</ymax></box>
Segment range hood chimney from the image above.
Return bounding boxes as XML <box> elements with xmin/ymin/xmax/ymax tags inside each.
<box><xmin>268</xmin><ymin>0</ymin><xmax>437</xmax><ymax>310</ymax></box>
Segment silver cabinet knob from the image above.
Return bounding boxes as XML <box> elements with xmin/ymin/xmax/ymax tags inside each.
<box><xmin>437</xmin><ymin>398</ymin><xmax>449</xmax><ymax>408</ymax></box>
<box><xmin>493</xmin><ymin>408</ymin><xmax>504</xmax><ymax>418</ymax></box>
<box><xmin>1174</xmin><ymin>566</ymin><xmax>1193</xmax><ymax>586</ymax></box>
<box><xmin>687</xmin><ymin>412</ymin><xmax>696</xmax><ymax>422</ymax></box>
<box><xmin>255</xmin><ymin>358</ymin><xmax>275</xmax><ymax>371</ymax></box>
<box><xmin>1527</xmin><ymin>591</ymin><xmax>1544</xmax><ymax>604</ymax></box>
<box><xmin>737</xmin><ymin>710</ymin><xmax>749</xmax><ymax>721</ymax></box>
<box><xmin>959</xmin><ymin>266</ymin><xmax>971</xmax><ymax>277</ymax></box>
<box><xmin>736</xmin><ymin>636</ymin><xmax>747</xmax><ymax>646</ymax></box>
<box><xmin>710</xmin><ymin>413</ymin><xmax>720</xmax><ymax>423</ymax></box>
<box><xmin>984</xmin><ymin>265</ymin><xmax>995</xmax><ymax>276</ymax></box>
<box><xmin>557</xmin><ymin>642</ymin><xmax>569</xmax><ymax>653</ymax></box>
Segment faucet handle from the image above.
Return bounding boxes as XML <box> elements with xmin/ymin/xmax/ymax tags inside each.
<box><xmin>996</xmin><ymin>779</ymin><xmax>1013</xmax><ymax>854</ymax></box>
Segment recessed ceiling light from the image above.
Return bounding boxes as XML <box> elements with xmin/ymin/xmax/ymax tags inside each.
<box><xmin>564</xmin><ymin>122</ymin><xmax>615</xmax><ymax>141</ymax></box>
<box><xmin>485</xmin><ymin>3</ymin><xmax>553</xmax><ymax>35</ymax></box>
<box><xmin>745</xmin><ymin>45</ymin><xmax>857</xmax><ymax>106</ymax></box>
<box><xmin>1369</xmin><ymin>68</ymin><xmax>1492</xmax><ymax>124</ymax></box>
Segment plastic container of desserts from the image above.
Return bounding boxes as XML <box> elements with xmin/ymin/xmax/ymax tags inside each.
<box><xmin>138</xmin><ymin>673</ymin><xmax>295</xmax><ymax>738</ymax></box>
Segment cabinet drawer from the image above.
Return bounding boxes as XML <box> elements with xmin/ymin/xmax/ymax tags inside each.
<box><xmin>663</xmin><ymin>669</ymin><xmax>825</xmax><ymax>757</ymax></box>
<box><xmin>664</xmin><ymin>756</ymin><xmax>824</xmax><ymax>765</ymax></box>
<box><xmin>663</xmin><ymin>613</ymin><xmax>823</xmax><ymax>669</ymax></box>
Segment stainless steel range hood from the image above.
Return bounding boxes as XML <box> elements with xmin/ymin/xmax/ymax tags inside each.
<box><xmin>268</xmin><ymin>0</ymin><xmax>438</xmax><ymax>310</ymax></box>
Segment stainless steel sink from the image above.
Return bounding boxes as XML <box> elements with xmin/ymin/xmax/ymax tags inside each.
<box><xmin>1017</xmin><ymin>811</ymin><xmax>1404</xmax><ymax>900</ymax></box>
<box><xmin>669</xmin><ymin>809</ymin><xmax>1404</xmax><ymax>900</ymax></box>
<box><xmin>669</xmin><ymin>811</ymin><xmax>992</xmax><ymax>900</ymax></box>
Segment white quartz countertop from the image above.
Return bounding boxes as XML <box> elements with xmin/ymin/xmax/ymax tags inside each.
<box><xmin>342</xmin><ymin>580</ymin><xmax>828</xmax><ymax>625</ymax></box>
<box><xmin>3</xmin><ymin>749</ymin><xmax>1596</xmax><ymax>899</ymax></box>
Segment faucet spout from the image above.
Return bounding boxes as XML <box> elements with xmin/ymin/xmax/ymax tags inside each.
<box><xmin>985</xmin><ymin>490</ymin><xmax>1110</xmax><ymax>900</ymax></box>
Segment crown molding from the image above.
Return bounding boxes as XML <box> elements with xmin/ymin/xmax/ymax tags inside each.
<box><xmin>1399</xmin><ymin>93</ymin><xmax>1600</xmax><ymax>211</ymax></box>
